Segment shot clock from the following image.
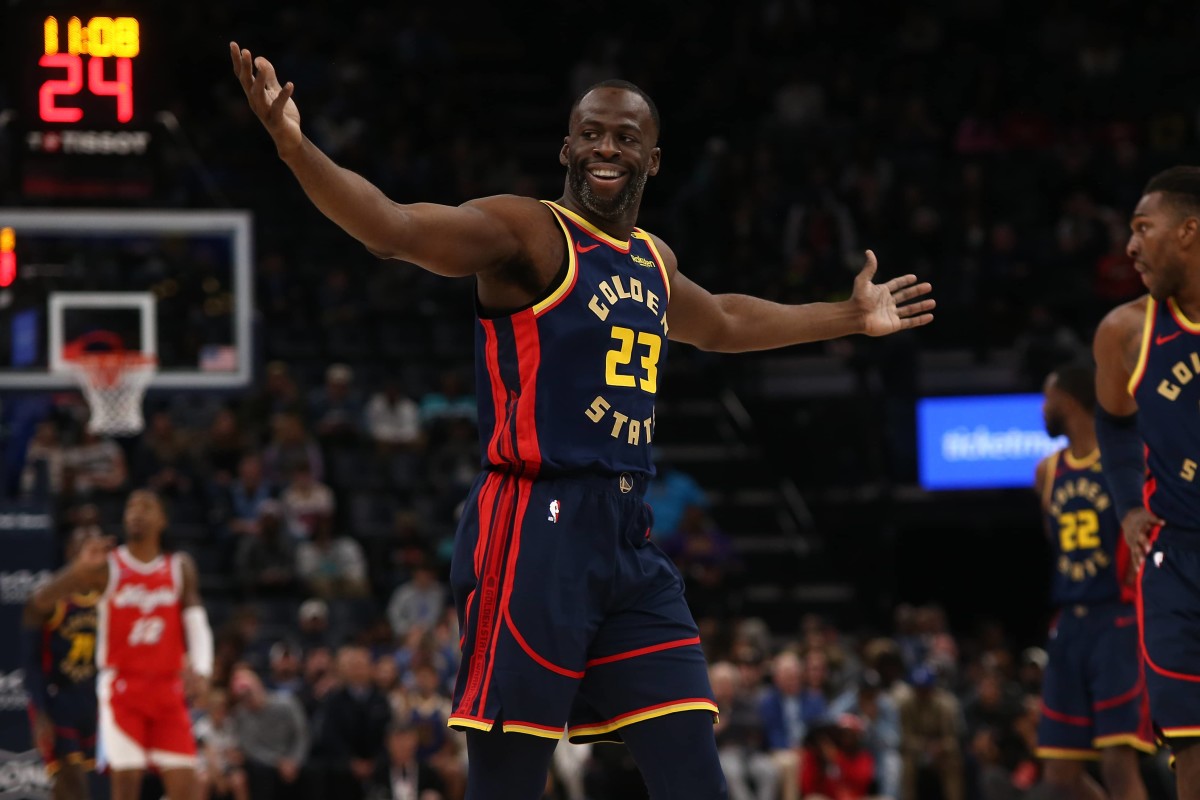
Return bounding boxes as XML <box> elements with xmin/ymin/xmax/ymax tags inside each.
<box><xmin>10</xmin><ymin>3</ymin><xmax>162</xmax><ymax>201</ymax></box>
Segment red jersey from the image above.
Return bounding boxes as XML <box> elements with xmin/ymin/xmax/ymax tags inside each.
<box><xmin>97</xmin><ymin>546</ymin><xmax>186</xmax><ymax>677</ymax></box>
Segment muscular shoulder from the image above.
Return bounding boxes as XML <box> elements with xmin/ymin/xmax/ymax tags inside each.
<box><xmin>1094</xmin><ymin>295</ymin><xmax>1149</xmax><ymax>371</ymax></box>
<box><xmin>645</xmin><ymin>232</ymin><xmax>679</xmax><ymax>277</ymax></box>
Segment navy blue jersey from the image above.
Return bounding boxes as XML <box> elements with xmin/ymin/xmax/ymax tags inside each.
<box><xmin>42</xmin><ymin>593</ymin><xmax>99</xmax><ymax>693</ymax></box>
<box><xmin>474</xmin><ymin>201</ymin><xmax>671</xmax><ymax>477</ymax></box>
<box><xmin>1130</xmin><ymin>297</ymin><xmax>1200</xmax><ymax>528</ymax></box>
<box><xmin>1041</xmin><ymin>449</ymin><xmax>1130</xmax><ymax>606</ymax></box>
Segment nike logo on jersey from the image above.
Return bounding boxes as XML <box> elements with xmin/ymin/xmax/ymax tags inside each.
<box><xmin>1157</xmin><ymin>331</ymin><xmax>1183</xmax><ymax>345</ymax></box>
<box><xmin>576</xmin><ymin>241</ymin><xmax>600</xmax><ymax>254</ymax></box>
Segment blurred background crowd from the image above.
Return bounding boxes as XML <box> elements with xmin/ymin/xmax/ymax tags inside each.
<box><xmin>6</xmin><ymin>0</ymin><xmax>1200</xmax><ymax>797</ymax></box>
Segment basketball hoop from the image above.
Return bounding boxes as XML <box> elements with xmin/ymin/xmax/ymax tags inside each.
<box><xmin>62</xmin><ymin>331</ymin><xmax>157</xmax><ymax>436</ymax></box>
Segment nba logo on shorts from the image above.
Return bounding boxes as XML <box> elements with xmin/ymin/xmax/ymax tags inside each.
<box><xmin>548</xmin><ymin>500</ymin><xmax>560</xmax><ymax>523</ymax></box>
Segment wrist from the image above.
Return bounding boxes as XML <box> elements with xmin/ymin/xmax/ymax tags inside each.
<box><xmin>276</xmin><ymin>135</ymin><xmax>305</xmax><ymax>163</ymax></box>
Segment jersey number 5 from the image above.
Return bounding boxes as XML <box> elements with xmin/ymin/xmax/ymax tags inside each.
<box><xmin>606</xmin><ymin>326</ymin><xmax>661</xmax><ymax>394</ymax></box>
<box><xmin>128</xmin><ymin>616</ymin><xmax>165</xmax><ymax>646</ymax></box>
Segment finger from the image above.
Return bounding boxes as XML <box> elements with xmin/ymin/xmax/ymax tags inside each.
<box><xmin>268</xmin><ymin>82</ymin><xmax>294</xmax><ymax>123</ymax></box>
<box><xmin>882</xmin><ymin>274</ymin><xmax>918</xmax><ymax>292</ymax></box>
<box><xmin>899</xmin><ymin>313</ymin><xmax>934</xmax><ymax>330</ymax></box>
<box><xmin>892</xmin><ymin>283</ymin><xmax>933</xmax><ymax>304</ymax></box>
<box><xmin>255</xmin><ymin>56</ymin><xmax>282</xmax><ymax>92</ymax></box>
<box><xmin>229</xmin><ymin>42</ymin><xmax>241</xmax><ymax>76</ymax></box>
<box><xmin>855</xmin><ymin>250</ymin><xmax>878</xmax><ymax>284</ymax></box>
<box><xmin>898</xmin><ymin>299</ymin><xmax>937</xmax><ymax>318</ymax></box>
<box><xmin>236</xmin><ymin>48</ymin><xmax>256</xmax><ymax>95</ymax></box>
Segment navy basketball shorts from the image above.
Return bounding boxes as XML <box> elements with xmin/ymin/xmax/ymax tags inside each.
<box><xmin>1036</xmin><ymin>603</ymin><xmax>1155</xmax><ymax>760</ymax></box>
<box><xmin>31</xmin><ymin>686</ymin><xmax>99</xmax><ymax>775</ymax></box>
<box><xmin>448</xmin><ymin>470</ymin><xmax>717</xmax><ymax>743</ymax></box>
<box><xmin>1140</xmin><ymin>526</ymin><xmax>1200</xmax><ymax>744</ymax></box>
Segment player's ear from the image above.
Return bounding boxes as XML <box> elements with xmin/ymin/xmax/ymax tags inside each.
<box><xmin>648</xmin><ymin>146</ymin><xmax>661</xmax><ymax>178</ymax></box>
<box><xmin>1182</xmin><ymin>215</ymin><xmax>1200</xmax><ymax>247</ymax></box>
<box><xmin>559</xmin><ymin>138</ymin><xmax>569</xmax><ymax>168</ymax></box>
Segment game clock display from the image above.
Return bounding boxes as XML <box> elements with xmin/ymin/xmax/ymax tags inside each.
<box><xmin>11</xmin><ymin>5</ymin><xmax>160</xmax><ymax>201</ymax></box>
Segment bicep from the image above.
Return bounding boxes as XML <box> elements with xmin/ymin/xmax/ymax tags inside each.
<box><xmin>375</xmin><ymin>198</ymin><xmax>526</xmax><ymax>278</ymax></box>
<box><xmin>665</xmin><ymin>270</ymin><xmax>731</xmax><ymax>350</ymax></box>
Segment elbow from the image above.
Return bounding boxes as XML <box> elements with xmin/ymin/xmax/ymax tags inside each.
<box><xmin>686</xmin><ymin>314</ymin><xmax>736</xmax><ymax>353</ymax></box>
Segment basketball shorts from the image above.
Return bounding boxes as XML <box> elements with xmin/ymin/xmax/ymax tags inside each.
<box><xmin>448</xmin><ymin>470</ymin><xmax>717</xmax><ymax>743</ymax></box>
<box><xmin>1140</xmin><ymin>525</ymin><xmax>1200</xmax><ymax>746</ymax></box>
<box><xmin>30</xmin><ymin>684</ymin><xmax>99</xmax><ymax>775</ymax></box>
<box><xmin>1036</xmin><ymin>603</ymin><xmax>1154</xmax><ymax>759</ymax></box>
<box><xmin>97</xmin><ymin>670</ymin><xmax>197</xmax><ymax>771</ymax></box>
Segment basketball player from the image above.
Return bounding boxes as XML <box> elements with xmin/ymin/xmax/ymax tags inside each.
<box><xmin>1094</xmin><ymin>165</ymin><xmax>1200</xmax><ymax>800</ymax></box>
<box><xmin>230</xmin><ymin>43</ymin><xmax>934</xmax><ymax>800</ymax></box>
<box><xmin>1033</xmin><ymin>364</ymin><xmax>1153</xmax><ymax>800</ymax></box>
<box><xmin>23</xmin><ymin>529</ymin><xmax>102</xmax><ymax>800</ymax></box>
<box><xmin>31</xmin><ymin>490</ymin><xmax>214</xmax><ymax>800</ymax></box>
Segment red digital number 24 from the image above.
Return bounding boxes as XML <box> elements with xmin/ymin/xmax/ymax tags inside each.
<box><xmin>38</xmin><ymin>53</ymin><xmax>133</xmax><ymax>124</ymax></box>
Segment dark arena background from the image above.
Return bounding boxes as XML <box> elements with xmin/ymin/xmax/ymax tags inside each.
<box><xmin>0</xmin><ymin>0</ymin><xmax>1193</xmax><ymax>797</ymax></box>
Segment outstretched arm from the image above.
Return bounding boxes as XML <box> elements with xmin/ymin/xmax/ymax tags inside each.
<box><xmin>230</xmin><ymin>43</ymin><xmax>538</xmax><ymax>277</ymax></box>
<box><xmin>661</xmin><ymin>241</ymin><xmax>934</xmax><ymax>352</ymax></box>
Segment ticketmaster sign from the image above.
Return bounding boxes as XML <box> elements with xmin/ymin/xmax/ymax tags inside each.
<box><xmin>917</xmin><ymin>394</ymin><xmax>1066</xmax><ymax>490</ymax></box>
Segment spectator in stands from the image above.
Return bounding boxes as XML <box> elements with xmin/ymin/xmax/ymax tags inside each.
<box><xmin>308</xmin><ymin>363</ymin><xmax>363</xmax><ymax>444</ymax></box>
<box><xmin>225</xmin><ymin>453</ymin><xmax>275</xmax><ymax>537</ymax></box>
<box><xmin>63</xmin><ymin>425</ymin><xmax>127</xmax><ymax>496</ymax></box>
<box><xmin>280</xmin><ymin>461</ymin><xmax>336</xmax><ymax>540</ymax></box>
<box><xmin>295</xmin><ymin>517</ymin><xmax>370</xmax><ymax>599</ymax></box>
<box><xmin>830</xmin><ymin>669</ymin><xmax>901</xmax><ymax>800</ymax></box>
<box><xmin>308</xmin><ymin>644</ymin><xmax>393</xmax><ymax>800</ymax></box>
<box><xmin>899</xmin><ymin>665</ymin><xmax>964</xmax><ymax>800</ymax></box>
<box><xmin>364</xmin><ymin>379</ymin><xmax>424</xmax><ymax>453</ymax></box>
<box><xmin>298</xmin><ymin>644</ymin><xmax>337</xmax><ymax>718</ymax></box>
<box><xmin>199</xmin><ymin>407</ymin><xmax>250</xmax><ymax>489</ymax></box>
<box><xmin>710</xmin><ymin>661</ymin><xmax>777</xmax><ymax>800</ymax></box>
<box><xmin>298</xmin><ymin>599</ymin><xmax>333</xmax><ymax>652</ymax></box>
<box><xmin>266</xmin><ymin>640</ymin><xmax>304</xmax><ymax>695</ymax></box>
<box><xmin>961</xmin><ymin>668</ymin><xmax>1023</xmax><ymax>746</ymax></box>
<box><xmin>798</xmin><ymin>714</ymin><xmax>876</xmax><ymax>800</ymax></box>
<box><xmin>800</xmin><ymin>649</ymin><xmax>833</xmax><ymax>731</ymax></box>
<box><xmin>386</xmin><ymin>559</ymin><xmax>446</xmax><ymax>641</ymax></box>
<box><xmin>419</xmin><ymin>369</ymin><xmax>476</xmax><ymax>430</ymax></box>
<box><xmin>761</xmin><ymin>651</ymin><xmax>807</xmax><ymax>800</ymax></box>
<box><xmin>644</xmin><ymin>461</ymin><xmax>709</xmax><ymax>544</ymax></box>
<box><xmin>1016</xmin><ymin>647</ymin><xmax>1046</xmax><ymax>697</ymax></box>
<box><xmin>230</xmin><ymin>664</ymin><xmax>309</xmax><ymax>800</ymax></box>
<box><xmin>234</xmin><ymin>499</ymin><xmax>296</xmax><ymax>598</ymax></box>
<box><xmin>262</xmin><ymin>411</ymin><xmax>325</xmax><ymax>485</ymax></box>
<box><xmin>194</xmin><ymin>687</ymin><xmax>248</xmax><ymax>800</ymax></box>
<box><xmin>400</xmin><ymin>662</ymin><xmax>463</xmax><ymax>794</ymax></box>
<box><xmin>366</xmin><ymin>719</ymin><xmax>446</xmax><ymax>800</ymax></box>
<box><xmin>20</xmin><ymin>419</ymin><xmax>65</xmax><ymax>497</ymax></box>
<box><xmin>133</xmin><ymin>408</ymin><xmax>197</xmax><ymax>501</ymax></box>
<box><xmin>239</xmin><ymin>360</ymin><xmax>305</xmax><ymax>439</ymax></box>
<box><xmin>662</xmin><ymin>505</ymin><xmax>741</xmax><ymax>622</ymax></box>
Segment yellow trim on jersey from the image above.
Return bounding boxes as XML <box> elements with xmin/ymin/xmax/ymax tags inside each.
<box><xmin>1035</xmin><ymin>746</ymin><xmax>1099</xmax><ymax>761</ymax></box>
<box><xmin>633</xmin><ymin>230</ymin><xmax>671</xmax><ymax>300</ymax></box>
<box><xmin>72</xmin><ymin>591</ymin><xmax>100</xmax><ymax>608</ymax></box>
<box><xmin>1094</xmin><ymin>733</ymin><xmax>1156</xmax><ymax>753</ymax></box>
<box><xmin>566</xmin><ymin>701</ymin><xmax>718</xmax><ymax>741</ymax></box>
<box><xmin>502</xmin><ymin>723</ymin><xmax>565</xmax><ymax>739</ymax></box>
<box><xmin>1041</xmin><ymin>451</ymin><xmax>1060</xmax><ymax>509</ymax></box>
<box><xmin>1169</xmin><ymin>297</ymin><xmax>1200</xmax><ymax>333</ymax></box>
<box><xmin>1161</xmin><ymin>725</ymin><xmax>1200</xmax><ymax>738</ymax></box>
<box><xmin>1127</xmin><ymin>298</ymin><xmax>1156</xmax><ymax>396</ymax></box>
<box><xmin>447</xmin><ymin>716</ymin><xmax>494</xmax><ymax>733</ymax></box>
<box><xmin>1062</xmin><ymin>448</ymin><xmax>1100</xmax><ymax>471</ymax></box>
<box><xmin>544</xmin><ymin>202</ymin><xmax>630</xmax><ymax>251</ymax></box>
<box><xmin>535</xmin><ymin>202</ymin><xmax>580</xmax><ymax>315</ymax></box>
<box><xmin>46</xmin><ymin>601</ymin><xmax>68</xmax><ymax>631</ymax></box>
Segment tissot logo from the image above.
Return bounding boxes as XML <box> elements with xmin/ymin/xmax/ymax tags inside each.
<box><xmin>25</xmin><ymin>130</ymin><xmax>151</xmax><ymax>155</ymax></box>
<box><xmin>0</xmin><ymin>749</ymin><xmax>52</xmax><ymax>799</ymax></box>
<box><xmin>0</xmin><ymin>670</ymin><xmax>28</xmax><ymax>711</ymax></box>
<box><xmin>0</xmin><ymin>571</ymin><xmax>51</xmax><ymax>605</ymax></box>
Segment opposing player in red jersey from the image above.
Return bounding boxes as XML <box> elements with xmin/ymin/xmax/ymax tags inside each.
<box><xmin>33</xmin><ymin>490</ymin><xmax>213</xmax><ymax>800</ymax></box>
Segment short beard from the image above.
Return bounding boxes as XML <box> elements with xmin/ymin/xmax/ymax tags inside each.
<box><xmin>568</xmin><ymin>161</ymin><xmax>648</xmax><ymax>220</ymax></box>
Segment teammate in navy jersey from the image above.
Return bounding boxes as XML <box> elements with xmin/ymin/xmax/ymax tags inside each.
<box><xmin>22</xmin><ymin>529</ymin><xmax>101</xmax><ymax>800</ymax></box>
<box><xmin>1095</xmin><ymin>165</ymin><xmax>1200</xmax><ymax>800</ymax></box>
<box><xmin>231</xmin><ymin>42</ymin><xmax>934</xmax><ymax>800</ymax></box>
<box><xmin>1033</xmin><ymin>364</ymin><xmax>1153</xmax><ymax>800</ymax></box>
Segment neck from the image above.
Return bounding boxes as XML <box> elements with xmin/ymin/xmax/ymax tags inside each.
<box><xmin>125</xmin><ymin>539</ymin><xmax>160</xmax><ymax>562</ymax></box>
<box><xmin>1174</xmin><ymin>281</ymin><xmax>1200</xmax><ymax>321</ymax></box>
<box><xmin>557</xmin><ymin>187</ymin><xmax>640</xmax><ymax>241</ymax></box>
<box><xmin>1066</xmin><ymin>419</ymin><xmax>1098</xmax><ymax>460</ymax></box>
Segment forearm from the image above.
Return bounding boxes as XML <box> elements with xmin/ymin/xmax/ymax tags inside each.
<box><xmin>703</xmin><ymin>295</ymin><xmax>864</xmax><ymax>352</ymax></box>
<box><xmin>279</xmin><ymin>136</ymin><xmax>413</xmax><ymax>258</ymax></box>
<box><xmin>20</xmin><ymin>624</ymin><xmax>50</xmax><ymax>711</ymax></box>
<box><xmin>29</xmin><ymin>567</ymin><xmax>93</xmax><ymax>615</ymax></box>
<box><xmin>1096</xmin><ymin>407</ymin><xmax>1147</xmax><ymax>517</ymax></box>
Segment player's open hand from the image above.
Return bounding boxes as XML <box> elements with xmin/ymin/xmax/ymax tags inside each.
<box><xmin>852</xmin><ymin>250</ymin><xmax>935</xmax><ymax>337</ymax></box>
<box><xmin>230</xmin><ymin>42</ymin><xmax>302</xmax><ymax>157</ymax></box>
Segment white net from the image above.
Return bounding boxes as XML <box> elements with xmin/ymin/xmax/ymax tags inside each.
<box><xmin>64</xmin><ymin>353</ymin><xmax>157</xmax><ymax>436</ymax></box>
